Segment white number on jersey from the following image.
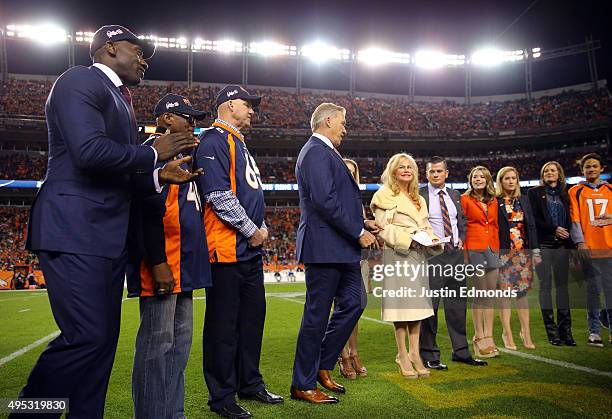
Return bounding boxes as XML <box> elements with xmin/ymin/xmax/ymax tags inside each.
<box><xmin>244</xmin><ymin>151</ymin><xmax>262</xmax><ymax>190</ymax></box>
<box><xmin>586</xmin><ymin>198</ymin><xmax>608</xmax><ymax>222</ymax></box>
<box><xmin>186</xmin><ymin>181</ymin><xmax>202</xmax><ymax>212</ymax></box>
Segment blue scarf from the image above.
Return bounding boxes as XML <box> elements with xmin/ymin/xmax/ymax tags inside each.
<box><xmin>545</xmin><ymin>186</ymin><xmax>566</xmax><ymax>228</ymax></box>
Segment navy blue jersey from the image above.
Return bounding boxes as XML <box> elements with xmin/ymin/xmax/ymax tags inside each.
<box><xmin>194</xmin><ymin>121</ymin><xmax>265</xmax><ymax>262</ymax></box>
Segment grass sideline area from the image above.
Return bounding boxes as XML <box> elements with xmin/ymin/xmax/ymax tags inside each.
<box><xmin>1</xmin><ymin>283</ymin><xmax>611</xmax><ymax>418</ymax></box>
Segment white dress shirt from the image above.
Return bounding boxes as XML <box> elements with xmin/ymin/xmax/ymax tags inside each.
<box><xmin>427</xmin><ymin>182</ymin><xmax>459</xmax><ymax>247</ymax></box>
<box><xmin>92</xmin><ymin>63</ymin><xmax>162</xmax><ymax>192</ymax></box>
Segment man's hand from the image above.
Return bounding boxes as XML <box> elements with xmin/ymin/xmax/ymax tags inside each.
<box><xmin>533</xmin><ymin>251</ymin><xmax>542</xmax><ymax>265</ymax></box>
<box><xmin>248</xmin><ymin>228</ymin><xmax>266</xmax><ymax>248</ymax></box>
<box><xmin>358</xmin><ymin>230</ymin><xmax>377</xmax><ymax>248</ymax></box>
<box><xmin>457</xmin><ymin>238</ymin><xmax>464</xmax><ymax>250</ymax></box>
<box><xmin>159</xmin><ymin>156</ymin><xmax>203</xmax><ymax>185</ymax></box>
<box><xmin>592</xmin><ymin>213</ymin><xmax>612</xmax><ymax>227</ymax></box>
<box><xmin>555</xmin><ymin>226</ymin><xmax>570</xmax><ymax>240</ymax></box>
<box><xmin>364</xmin><ymin>219</ymin><xmax>384</xmax><ymax>234</ymax></box>
<box><xmin>152</xmin><ymin>132</ymin><xmax>199</xmax><ymax>161</ymax></box>
<box><xmin>577</xmin><ymin>242</ymin><xmax>589</xmax><ymax>260</ymax></box>
<box><xmin>151</xmin><ymin>262</ymin><xmax>174</xmax><ymax>295</ymax></box>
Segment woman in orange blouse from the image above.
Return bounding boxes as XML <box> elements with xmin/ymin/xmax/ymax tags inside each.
<box><xmin>461</xmin><ymin>166</ymin><xmax>502</xmax><ymax>358</ymax></box>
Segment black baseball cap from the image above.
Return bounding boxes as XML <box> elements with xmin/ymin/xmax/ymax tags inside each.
<box><xmin>214</xmin><ymin>85</ymin><xmax>262</xmax><ymax>109</ymax></box>
<box><xmin>90</xmin><ymin>25</ymin><xmax>156</xmax><ymax>60</ymax></box>
<box><xmin>154</xmin><ymin>93</ymin><xmax>208</xmax><ymax>119</ymax></box>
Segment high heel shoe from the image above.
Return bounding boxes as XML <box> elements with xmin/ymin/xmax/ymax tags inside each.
<box><xmin>473</xmin><ymin>336</ymin><xmax>498</xmax><ymax>358</ymax></box>
<box><xmin>338</xmin><ymin>355</ymin><xmax>357</xmax><ymax>380</ymax></box>
<box><xmin>520</xmin><ymin>331</ymin><xmax>536</xmax><ymax>349</ymax></box>
<box><xmin>408</xmin><ymin>353</ymin><xmax>430</xmax><ymax>378</ymax></box>
<box><xmin>502</xmin><ymin>333</ymin><xmax>517</xmax><ymax>350</ymax></box>
<box><xmin>395</xmin><ymin>356</ymin><xmax>417</xmax><ymax>379</ymax></box>
<box><xmin>350</xmin><ymin>354</ymin><xmax>368</xmax><ymax>377</ymax></box>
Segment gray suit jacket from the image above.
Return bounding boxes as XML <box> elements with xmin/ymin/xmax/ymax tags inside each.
<box><xmin>419</xmin><ymin>185</ymin><xmax>466</xmax><ymax>242</ymax></box>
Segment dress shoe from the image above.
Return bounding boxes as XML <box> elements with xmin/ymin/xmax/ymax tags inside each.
<box><xmin>350</xmin><ymin>354</ymin><xmax>368</xmax><ymax>377</ymax></box>
<box><xmin>407</xmin><ymin>353</ymin><xmax>430</xmax><ymax>377</ymax></box>
<box><xmin>290</xmin><ymin>387</ymin><xmax>339</xmax><ymax>404</ymax></box>
<box><xmin>238</xmin><ymin>387</ymin><xmax>284</xmax><ymax>404</ymax></box>
<box><xmin>338</xmin><ymin>355</ymin><xmax>357</xmax><ymax>380</ymax></box>
<box><xmin>395</xmin><ymin>356</ymin><xmax>417</xmax><ymax>379</ymax></box>
<box><xmin>452</xmin><ymin>356</ymin><xmax>488</xmax><ymax>366</ymax></box>
<box><xmin>519</xmin><ymin>331</ymin><xmax>536</xmax><ymax>349</ymax></box>
<box><xmin>317</xmin><ymin>370</ymin><xmax>346</xmax><ymax>394</ymax></box>
<box><xmin>502</xmin><ymin>333</ymin><xmax>517</xmax><ymax>350</ymax></box>
<box><xmin>472</xmin><ymin>336</ymin><xmax>498</xmax><ymax>358</ymax></box>
<box><xmin>211</xmin><ymin>402</ymin><xmax>252</xmax><ymax>418</ymax></box>
<box><xmin>562</xmin><ymin>336</ymin><xmax>577</xmax><ymax>346</ymax></box>
<box><xmin>424</xmin><ymin>360</ymin><xmax>448</xmax><ymax>370</ymax></box>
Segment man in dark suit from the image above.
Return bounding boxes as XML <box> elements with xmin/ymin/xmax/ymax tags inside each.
<box><xmin>15</xmin><ymin>25</ymin><xmax>200</xmax><ymax>418</ymax></box>
<box><xmin>419</xmin><ymin>156</ymin><xmax>487</xmax><ymax>369</ymax></box>
<box><xmin>291</xmin><ymin>103</ymin><xmax>377</xmax><ymax>404</ymax></box>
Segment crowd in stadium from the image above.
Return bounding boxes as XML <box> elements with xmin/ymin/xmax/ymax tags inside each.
<box><xmin>1</xmin><ymin>78</ymin><xmax>611</xmax><ymax>133</ymax></box>
<box><xmin>1</xmin><ymin>148</ymin><xmax>604</xmax><ymax>183</ymax></box>
<box><xmin>0</xmin><ymin>206</ymin><xmax>37</xmax><ymax>271</ymax></box>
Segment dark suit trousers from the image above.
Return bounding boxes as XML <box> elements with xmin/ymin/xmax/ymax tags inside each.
<box><xmin>419</xmin><ymin>250</ymin><xmax>471</xmax><ymax>362</ymax></box>
<box><xmin>291</xmin><ymin>262</ymin><xmax>366</xmax><ymax>390</ymax></box>
<box><xmin>203</xmin><ymin>256</ymin><xmax>266</xmax><ymax>410</ymax></box>
<box><xmin>12</xmin><ymin>250</ymin><xmax>126</xmax><ymax>419</ymax></box>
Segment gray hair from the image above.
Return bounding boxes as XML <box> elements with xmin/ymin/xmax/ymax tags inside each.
<box><xmin>310</xmin><ymin>102</ymin><xmax>346</xmax><ymax>132</ymax></box>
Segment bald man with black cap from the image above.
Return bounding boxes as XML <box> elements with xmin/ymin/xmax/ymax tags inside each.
<box><xmin>13</xmin><ymin>25</ymin><xmax>201</xmax><ymax>418</ymax></box>
<box><xmin>194</xmin><ymin>85</ymin><xmax>283</xmax><ymax>418</ymax></box>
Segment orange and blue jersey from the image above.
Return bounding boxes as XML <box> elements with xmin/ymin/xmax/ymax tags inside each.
<box><xmin>127</xmin><ymin>137</ymin><xmax>212</xmax><ymax>297</ymax></box>
<box><xmin>194</xmin><ymin>120</ymin><xmax>265</xmax><ymax>263</ymax></box>
<box><xmin>569</xmin><ymin>181</ymin><xmax>612</xmax><ymax>258</ymax></box>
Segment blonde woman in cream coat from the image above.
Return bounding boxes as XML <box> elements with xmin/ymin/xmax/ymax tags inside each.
<box><xmin>371</xmin><ymin>153</ymin><xmax>442</xmax><ymax>379</ymax></box>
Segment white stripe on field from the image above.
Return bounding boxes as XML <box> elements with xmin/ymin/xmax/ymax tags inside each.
<box><xmin>276</xmin><ymin>296</ymin><xmax>612</xmax><ymax>379</ymax></box>
<box><xmin>18</xmin><ymin>309</ymin><xmax>31</xmax><ymax>313</ymax></box>
<box><xmin>0</xmin><ymin>331</ymin><xmax>60</xmax><ymax>367</ymax></box>
<box><xmin>0</xmin><ymin>297</ymin><xmax>135</xmax><ymax>366</ymax></box>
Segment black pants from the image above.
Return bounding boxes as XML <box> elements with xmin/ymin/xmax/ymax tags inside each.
<box><xmin>536</xmin><ymin>243</ymin><xmax>570</xmax><ymax>311</ymax></box>
<box><xmin>11</xmin><ymin>250</ymin><xmax>126</xmax><ymax>419</ymax></box>
<box><xmin>203</xmin><ymin>256</ymin><xmax>266</xmax><ymax>410</ymax></box>
<box><xmin>420</xmin><ymin>250</ymin><xmax>471</xmax><ymax>362</ymax></box>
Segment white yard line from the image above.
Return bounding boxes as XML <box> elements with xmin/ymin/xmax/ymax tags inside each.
<box><xmin>276</xmin><ymin>296</ymin><xmax>612</xmax><ymax>379</ymax></box>
<box><xmin>0</xmin><ymin>331</ymin><xmax>60</xmax><ymax>367</ymax></box>
<box><xmin>0</xmin><ymin>294</ymin><xmax>48</xmax><ymax>303</ymax></box>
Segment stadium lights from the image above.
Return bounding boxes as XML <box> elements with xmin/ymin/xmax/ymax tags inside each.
<box><xmin>138</xmin><ymin>35</ymin><xmax>188</xmax><ymax>49</ymax></box>
<box><xmin>471</xmin><ymin>48</ymin><xmax>524</xmax><ymax>66</ymax></box>
<box><xmin>249</xmin><ymin>41</ymin><xmax>297</xmax><ymax>56</ymax></box>
<box><xmin>357</xmin><ymin>48</ymin><xmax>410</xmax><ymax>65</ymax></box>
<box><xmin>75</xmin><ymin>31</ymin><xmax>95</xmax><ymax>43</ymax></box>
<box><xmin>532</xmin><ymin>47</ymin><xmax>541</xmax><ymax>58</ymax></box>
<box><xmin>191</xmin><ymin>38</ymin><xmax>243</xmax><ymax>53</ymax></box>
<box><xmin>6</xmin><ymin>23</ymin><xmax>67</xmax><ymax>44</ymax></box>
<box><xmin>415</xmin><ymin>51</ymin><xmax>465</xmax><ymax>69</ymax></box>
<box><xmin>301</xmin><ymin>42</ymin><xmax>350</xmax><ymax>62</ymax></box>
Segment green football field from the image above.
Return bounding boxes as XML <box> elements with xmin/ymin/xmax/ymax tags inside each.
<box><xmin>1</xmin><ymin>283</ymin><xmax>611</xmax><ymax>418</ymax></box>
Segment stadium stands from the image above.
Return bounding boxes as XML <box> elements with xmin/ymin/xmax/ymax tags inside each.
<box><xmin>1</xmin><ymin>78</ymin><xmax>611</xmax><ymax>134</ymax></box>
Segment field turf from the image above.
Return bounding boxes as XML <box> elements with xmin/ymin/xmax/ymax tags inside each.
<box><xmin>1</xmin><ymin>282</ymin><xmax>611</xmax><ymax>418</ymax></box>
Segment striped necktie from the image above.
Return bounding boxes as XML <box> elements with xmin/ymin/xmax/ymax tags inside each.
<box><xmin>439</xmin><ymin>190</ymin><xmax>454</xmax><ymax>250</ymax></box>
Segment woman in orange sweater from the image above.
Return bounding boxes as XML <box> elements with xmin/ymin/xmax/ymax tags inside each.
<box><xmin>461</xmin><ymin>166</ymin><xmax>502</xmax><ymax>358</ymax></box>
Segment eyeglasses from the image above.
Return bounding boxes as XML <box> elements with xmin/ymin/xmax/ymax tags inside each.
<box><xmin>172</xmin><ymin>112</ymin><xmax>197</xmax><ymax>126</ymax></box>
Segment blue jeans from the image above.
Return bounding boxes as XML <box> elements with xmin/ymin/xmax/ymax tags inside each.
<box><xmin>585</xmin><ymin>258</ymin><xmax>612</xmax><ymax>335</ymax></box>
<box><xmin>132</xmin><ymin>292</ymin><xmax>193</xmax><ymax>419</ymax></box>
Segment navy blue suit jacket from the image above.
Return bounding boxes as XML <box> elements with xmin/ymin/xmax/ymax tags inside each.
<box><xmin>26</xmin><ymin>65</ymin><xmax>157</xmax><ymax>259</ymax></box>
<box><xmin>295</xmin><ymin>136</ymin><xmax>364</xmax><ymax>264</ymax></box>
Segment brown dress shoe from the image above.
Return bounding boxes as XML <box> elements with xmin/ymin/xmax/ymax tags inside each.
<box><xmin>290</xmin><ymin>387</ymin><xmax>339</xmax><ymax>404</ymax></box>
<box><xmin>317</xmin><ymin>369</ymin><xmax>346</xmax><ymax>394</ymax></box>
